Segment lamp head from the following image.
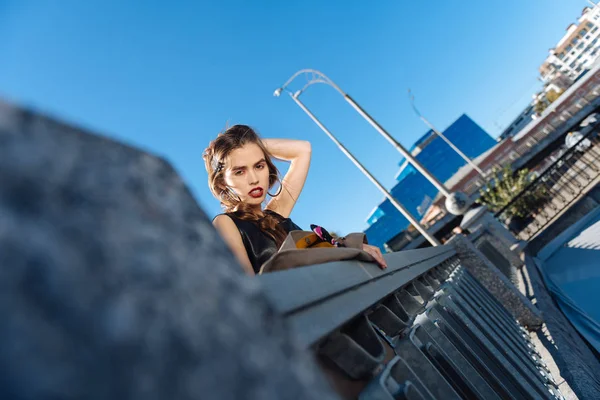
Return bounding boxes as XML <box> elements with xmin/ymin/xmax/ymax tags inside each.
<box><xmin>273</xmin><ymin>88</ymin><xmax>283</xmax><ymax>97</ymax></box>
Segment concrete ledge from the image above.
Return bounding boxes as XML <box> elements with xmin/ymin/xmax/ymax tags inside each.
<box><xmin>471</xmin><ymin>227</ymin><xmax>524</xmax><ymax>284</ymax></box>
<box><xmin>448</xmin><ymin>234</ymin><xmax>543</xmax><ymax>329</ymax></box>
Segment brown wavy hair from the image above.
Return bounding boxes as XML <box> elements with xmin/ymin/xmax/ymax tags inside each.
<box><xmin>203</xmin><ymin>125</ymin><xmax>287</xmax><ymax>247</ymax></box>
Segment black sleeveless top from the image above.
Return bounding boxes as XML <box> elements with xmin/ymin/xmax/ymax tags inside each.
<box><xmin>222</xmin><ymin>210</ymin><xmax>302</xmax><ymax>274</ymax></box>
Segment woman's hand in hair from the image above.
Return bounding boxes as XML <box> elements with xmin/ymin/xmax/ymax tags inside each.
<box><xmin>362</xmin><ymin>244</ymin><xmax>387</xmax><ymax>269</ymax></box>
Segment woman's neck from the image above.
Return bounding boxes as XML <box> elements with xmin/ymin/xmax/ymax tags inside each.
<box><xmin>253</xmin><ymin>205</ymin><xmax>264</xmax><ymax>218</ymax></box>
<box><xmin>233</xmin><ymin>204</ymin><xmax>264</xmax><ymax>217</ymax></box>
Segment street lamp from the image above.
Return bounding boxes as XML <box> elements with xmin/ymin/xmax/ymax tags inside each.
<box><xmin>275</xmin><ymin>69</ymin><xmax>471</xmax><ymax>217</ymax></box>
<box><xmin>408</xmin><ymin>89</ymin><xmax>486</xmax><ymax>176</ymax></box>
<box><xmin>274</xmin><ymin>71</ymin><xmax>441</xmax><ymax>246</ymax></box>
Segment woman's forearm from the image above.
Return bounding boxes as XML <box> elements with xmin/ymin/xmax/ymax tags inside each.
<box><xmin>262</xmin><ymin>137</ymin><xmax>312</xmax><ymax>217</ymax></box>
<box><xmin>262</xmin><ymin>138</ymin><xmax>311</xmax><ymax>162</ymax></box>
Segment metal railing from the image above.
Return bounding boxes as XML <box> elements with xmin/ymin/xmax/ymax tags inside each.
<box><xmin>258</xmin><ymin>245</ymin><xmax>564</xmax><ymax>399</ymax></box>
<box><xmin>463</xmin><ymin>85</ymin><xmax>600</xmax><ymax>201</ymax></box>
<box><xmin>494</xmin><ymin>128</ymin><xmax>600</xmax><ymax>240</ymax></box>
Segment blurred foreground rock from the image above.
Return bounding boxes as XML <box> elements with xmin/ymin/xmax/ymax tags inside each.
<box><xmin>0</xmin><ymin>100</ymin><xmax>337</xmax><ymax>400</ymax></box>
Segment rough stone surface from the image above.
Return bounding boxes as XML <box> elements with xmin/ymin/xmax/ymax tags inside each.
<box><xmin>474</xmin><ymin>237</ymin><xmax>517</xmax><ymax>284</ymax></box>
<box><xmin>525</xmin><ymin>254</ymin><xmax>600</xmax><ymax>400</ymax></box>
<box><xmin>482</xmin><ymin>213</ymin><xmax>521</xmax><ymax>247</ymax></box>
<box><xmin>447</xmin><ymin>234</ymin><xmax>543</xmax><ymax>329</ymax></box>
<box><xmin>0</xmin><ymin>100</ymin><xmax>339</xmax><ymax>400</ymax></box>
<box><xmin>472</xmin><ymin>228</ymin><xmax>523</xmax><ymax>284</ymax></box>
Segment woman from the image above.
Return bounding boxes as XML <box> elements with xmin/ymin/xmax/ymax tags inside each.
<box><xmin>204</xmin><ymin>125</ymin><xmax>386</xmax><ymax>275</ymax></box>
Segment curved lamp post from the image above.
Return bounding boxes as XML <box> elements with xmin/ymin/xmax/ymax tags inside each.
<box><xmin>408</xmin><ymin>89</ymin><xmax>485</xmax><ymax>176</ymax></box>
<box><xmin>274</xmin><ymin>70</ymin><xmax>446</xmax><ymax>246</ymax></box>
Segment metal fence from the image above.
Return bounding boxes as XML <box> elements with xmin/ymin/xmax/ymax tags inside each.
<box><xmin>494</xmin><ymin>129</ymin><xmax>600</xmax><ymax>240</ymax></box>
<box><xmin>258</xmin><ymin>245</ymin><xmax>564</xmax><ymax>399</ymax></box>
<box><xmin>462</xmin><ymin>84</ymin><xmax>600</xmax><ymax>201</ymax></box>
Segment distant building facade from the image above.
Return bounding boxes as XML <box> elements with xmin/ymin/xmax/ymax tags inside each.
<box><xmin>540</xmin><ymin>4</ymin><xmax>600</xmax><ymax>84</ymax></box>
<box><xmin>503</xmin><ymin>3</ymin><xmax>600</xmax><ymax>142</ymax></box>
<box><xmin>364</xmin><ymin>114</ymin><xmax>495</xmax><ymax>250</ymax></box>
<box><xmin>497</xmin><ymin>104</ymin><xmax>536</xmax><ymax>141</ymax></box>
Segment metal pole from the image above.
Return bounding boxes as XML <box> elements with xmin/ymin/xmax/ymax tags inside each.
<box><xmin>290</xmin><ymin>93</ymin><xmax>441</xmax><ymax>246</ymax></box>
<box><xmin>409</xmin><ymin>93</ymin><xmax>486</xmax><ymax>176</ymax></box>
<box><xmin>342</xmin><ymin>94</ymin><xmax>452</xmax><ymax>197</ymax></box>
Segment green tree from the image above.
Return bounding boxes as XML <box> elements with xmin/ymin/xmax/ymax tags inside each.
<box><xmin>534</xmin><ymin>88</ymin><xmax>564</xmax><ymax>115</ymax></box>
<box><xmin>477</xmin><ymin>165</ymin><xmax>546</xmax><ymax>218</ymax></box>
<box><xmin>546</xmin><ymin>88</ymin><xmax>563</xmax><ymax>104</ymax></box>
<box><xmin>535</xmin><ymin>100</ymin><xmax>548</xmax><ymax>115</ymax></box>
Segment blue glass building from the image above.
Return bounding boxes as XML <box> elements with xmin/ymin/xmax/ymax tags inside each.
<box><xmin>365</xmin><ymin>114</ymin><xmax>495</xmax><ymax>250</ymax></box>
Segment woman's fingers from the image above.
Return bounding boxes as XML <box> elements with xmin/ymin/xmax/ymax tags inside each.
<box><xmin>362</xmin><ymin>244</ymin><xmax>387</xmax><ymax>269</ymax></box>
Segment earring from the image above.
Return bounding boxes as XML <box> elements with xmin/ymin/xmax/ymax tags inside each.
<box><xmin>267</xmin><ymin>185</ymin><xmax>282</xmax><ymax>197</ymax></box>
<box><xmin>267</xmin><ymin>175</ymin><xmax>283</xmax><ymax>197</ymax></box>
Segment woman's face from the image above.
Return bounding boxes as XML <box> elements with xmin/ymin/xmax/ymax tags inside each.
<box><xmin>223</xmin><ymin>143</ymin><xmax>270</xmax><ymax>207</ymax></box>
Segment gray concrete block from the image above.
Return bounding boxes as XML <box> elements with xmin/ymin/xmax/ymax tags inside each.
<box><xmin>0</xmin><ymin>100</ymin><xmax>338</xmax><ymax>400</ymax></box>
<box><xmin>472</xmin><ymin>228</ymin><xmax>524</xmax><ymax>286</ymax></box>
<box><xmin>447</xmin><ymin>234</ymin><xmax>543</xmax><ymax>330</ymax></box>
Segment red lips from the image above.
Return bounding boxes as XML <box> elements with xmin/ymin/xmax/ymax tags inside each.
<box><xmin>248</xmin><ymin>187</ymin><xmax>264</xmax><ymax>198</ymax></box>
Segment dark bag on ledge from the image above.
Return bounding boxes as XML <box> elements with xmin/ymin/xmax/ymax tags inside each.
<box><xmin>259</xmin><ymin>226</ymin><xmax>376</xmax><ymax>274</ymax></box>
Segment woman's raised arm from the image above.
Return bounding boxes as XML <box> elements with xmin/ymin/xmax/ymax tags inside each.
<box><xmin>263</xmin><ymin>138</ymin><xmax>311</xmax><ymax>218</ymax></box>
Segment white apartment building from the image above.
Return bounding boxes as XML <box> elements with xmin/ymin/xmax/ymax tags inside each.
<box><xmin>540</xmin><ymin>3</ymin><xmax>600</xmax><ymax>83</ymax></box>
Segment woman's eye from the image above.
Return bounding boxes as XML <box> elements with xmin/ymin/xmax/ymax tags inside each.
<box><xmin>234</xmin><ymin>170</ymin><xmax>244</xmax><ymax>176</ymax></box>
<box><xmin>256</xmin><ymin>164</ymin><xmax>265</xmax><ymax>170</ymax></box>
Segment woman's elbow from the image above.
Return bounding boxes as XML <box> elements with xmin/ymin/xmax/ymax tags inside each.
<box><xmin>301</xmin><ymin>140</ymin><xmax>312</xmax><ymax>155</ymax></box>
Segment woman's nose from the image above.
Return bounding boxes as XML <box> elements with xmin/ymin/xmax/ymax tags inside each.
<box><xmin>248</xmin><ymin>171</ymin><xmax>259</xmax><ymax>185</ymax></box>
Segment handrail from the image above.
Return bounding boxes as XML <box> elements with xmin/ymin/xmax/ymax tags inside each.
<box><xmin>257</xmin><ymin>245</ymin><xmax>456</xmax><ymax>348</ymax></box>
<box><xmin>258</xmin><ymin>242</ymin><xmax>564</xmax><ymax>399</ymax></box>
<box><xmin>494</xmin><ymin>127</ymin><xmax>597</xmax><ymax>218</ymax></box>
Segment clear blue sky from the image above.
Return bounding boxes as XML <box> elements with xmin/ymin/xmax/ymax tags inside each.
<box><xmin>0</xmin><ymin>0</ymin><xmax>591</xmax><ymax>236</ymax></box>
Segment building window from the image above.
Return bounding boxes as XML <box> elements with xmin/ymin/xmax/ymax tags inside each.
<box><xmin>564</xmin><ymin>57</ymin><xmax>571</xmax><ymax>63</ymax></box>
<box><xmin>587</xmin><ymin>22</ymin><xmax>594</xmax><ymax>28</ymax></box>
<box><xmin>572</xmin><ymin>38</ymin><xmax>579</xmax><ymax>44</ymax></box>
<box><xmin>558</xmin><ymin>52</ymin><xmax>565</xmax><ymax>59</ymax></box>
<box><xmin>593</xmin><ymin>27</ymin><xmax>599</xmax><ymax>33</ymax></box>
<box><xmin>570</xmin><ymin>60</ymin><xmax>577</xmax><ymax>67</ymax></box>
<box><xmin>578</xmin><ymin>42</ymin><xmax>585</xmax><ymax>49</ymax></box>
<box><xmin>566</xmin><ymin>45</ymin><xmax>573</xmax><ymax>52</ymax></box>
<box><xmin>580</xmin><ymin>29</ymin><xmax>588</xmax><ymax>36</ymax></box>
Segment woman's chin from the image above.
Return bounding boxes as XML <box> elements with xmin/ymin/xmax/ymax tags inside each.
<box><xmin>245</xmin><ymin>196</ymin><xmax>264</xmax><ymax>206</ymax></box>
